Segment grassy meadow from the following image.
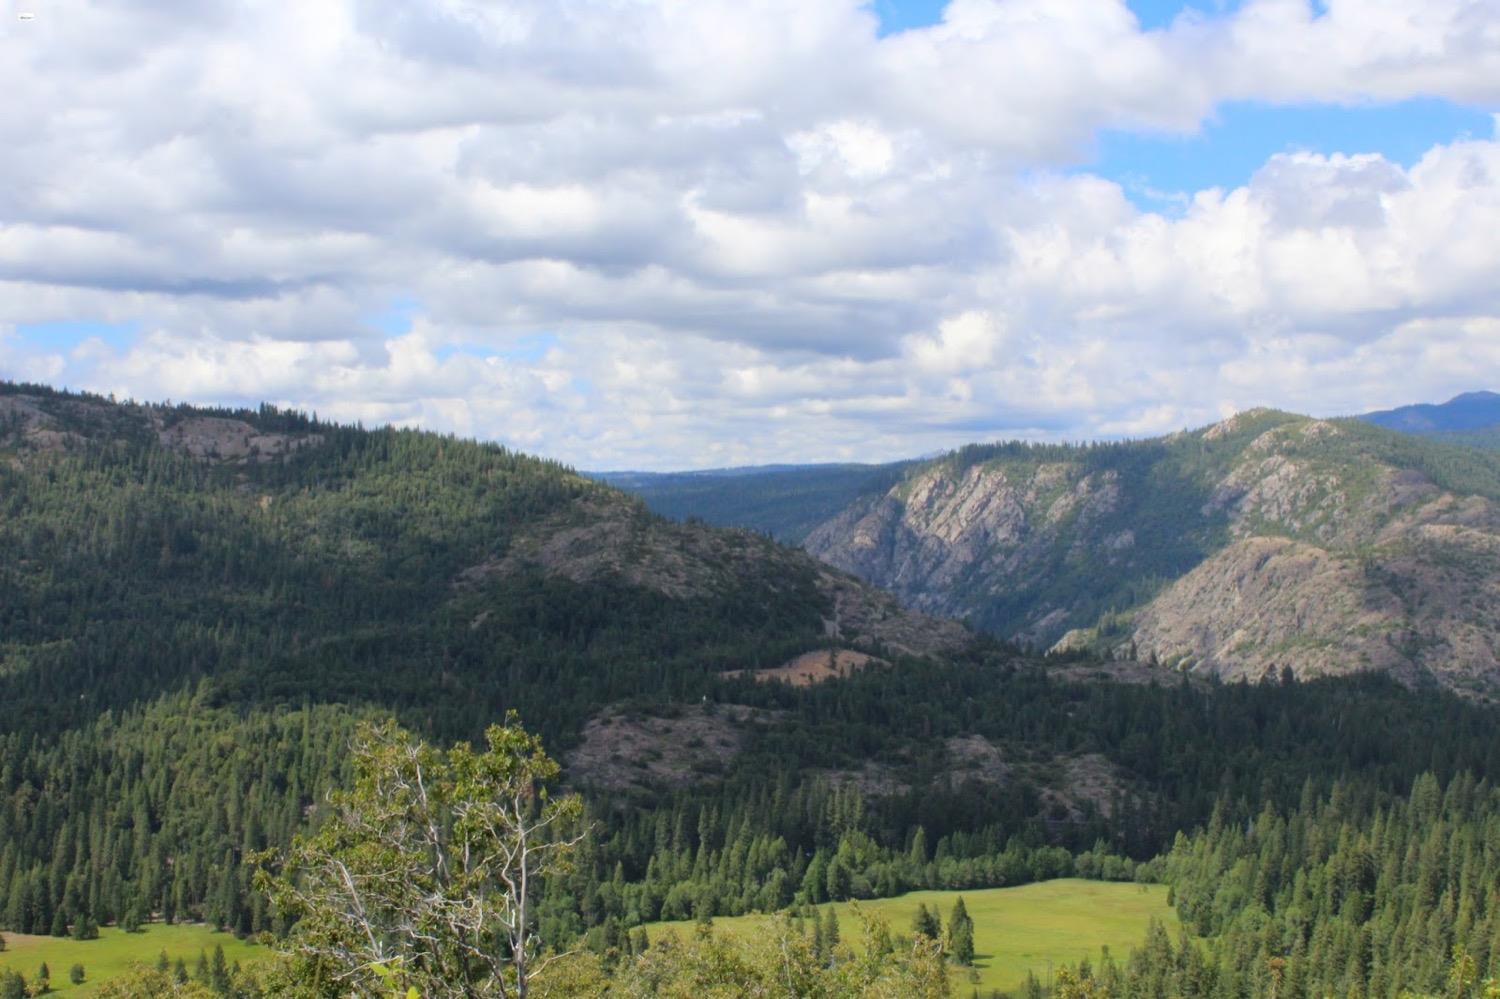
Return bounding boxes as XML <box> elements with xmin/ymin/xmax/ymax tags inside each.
<box><xmin>643</xmin><ymin>878</ymin><xmax>1184</xmax><ymax>996</ymax></box>
<box><xmin>0</xmin><ymin>923</ymin><xmax>261</xmax><ymax>995</ymax></box>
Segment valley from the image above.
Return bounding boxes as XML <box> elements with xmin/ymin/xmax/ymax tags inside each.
<box><xmin>4</xmin><ymin>382</ymin><xmax>1500</xmax><ymax>996</ymax></box>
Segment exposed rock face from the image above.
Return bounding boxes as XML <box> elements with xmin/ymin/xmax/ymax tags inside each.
<box><xmin>566</xmin><ymin>704</ymin><xmax>775</xmax><ymax>791</ymax></box>
<box><xmin>1</xmin><ymin>391</ymin><xmax>320</xmax><ymax>464</ymax></box>
<box><xmin>0</xmin><ymin>394</ymin><xmax>89</xmax><ymax>453</ymax></box>
<box><xmin>1131</xmin><ymin>522</ymin><xmax>1500</xmax><ymax>693</ymax></box>
<box><xmin>155</xmin><ymin>416</ymin><xmax>319</xmax><ymax>462</ymax></box>
<box><xmin>1130</xmin><ymin>537</ymin><xmax>1414</xmax><ymax>683</ymax></box>
<box><xmin>805</xmin><ymin>461</ymin><xmax>1128</xmax><ymax>642</ymax></box>
<box><xmin>803</xmin><ymin>411</ymin><xmax>1500</xmax><ymax>695</ymax></box>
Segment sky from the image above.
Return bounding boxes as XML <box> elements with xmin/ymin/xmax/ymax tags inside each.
<box><xmin>1</xmin><ymin>1</ymin><xmax>1498</xmax><ymax>470</ymax></box>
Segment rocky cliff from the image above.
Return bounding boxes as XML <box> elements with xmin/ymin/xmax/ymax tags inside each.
<box><xmin>805</xmin><ymin>411</ymin><xmax>1500</xmax><ymax>694</ymax></box>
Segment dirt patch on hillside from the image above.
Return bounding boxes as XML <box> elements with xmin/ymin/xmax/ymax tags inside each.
<box><xmin>725</xmin><ymin>648</ymin><xmax>886</xmax><ymax>686</ymax></box>
<box><xmin>567</xmin><ymin>703</ymin><xmax>778</xmax><ymax>792</ymax></box>
<box><xmin>1049</xmin><ymin>659</ymin><xmax>1209</xmax><ymax>687</ymax></box>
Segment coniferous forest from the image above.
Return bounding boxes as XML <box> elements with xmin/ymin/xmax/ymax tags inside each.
<box><xmin>7</xmin><ymin>382</ymin><xmax>1500</xmax><ymax>996</ymax></box>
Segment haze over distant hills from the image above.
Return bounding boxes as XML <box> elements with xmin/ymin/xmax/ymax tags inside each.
<box><xmin>1359</xmin><ymin>391</ymin><xmax>1500</xmax><ymax>450</ymax></box>
<box><xmin>1360</xmin><ymin>390</ymin><xmax>1500</xmax><ymax>433</ymax></box>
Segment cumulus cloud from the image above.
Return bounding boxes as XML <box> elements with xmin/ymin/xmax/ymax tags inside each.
<box><xmin>0</xmin><ymin>0</ymin><xmax>1498</xmax><ymax>467</ymax></box>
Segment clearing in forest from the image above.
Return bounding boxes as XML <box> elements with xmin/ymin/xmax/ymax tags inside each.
<box><xmin>642</xmin><ymin>877</ymin><xmax>1185</xmax><ymax>995</ymax></box>
<box><xmin>0</xmin><ymin>923</ymin><xmax>261</xmax><ymax>996</ymax></box>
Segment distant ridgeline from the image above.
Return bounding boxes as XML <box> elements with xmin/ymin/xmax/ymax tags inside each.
<box><xmin>1359</xmin><ymin>390</ymin><xmax>1500</xmax><ymax>453</ymax></box>
<box><xmin>612</xmin><ymin>398</ymin><xmax>1500</xmax><ymax>699</ymax></box>
<box><xmin>591</xmin><ymin>462</ymin><xmax>911</xmax><ymax>544</ymax></box>
<box><xmin>5</xmin><ymin>382</ymin><xmax>1500</xmax><ymax>996</ymax></box>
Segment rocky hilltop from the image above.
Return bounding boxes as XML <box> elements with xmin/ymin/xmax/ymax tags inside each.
<box><xmin>804</xmin><ymin>410</ymin><xmax>1500</xmax><ymax>695</ymax></box>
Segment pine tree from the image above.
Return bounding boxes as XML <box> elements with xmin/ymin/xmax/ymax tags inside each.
<box><xmin>913</xmin><ymin>902</ymin><xmax>941</xmax><ymax>940</ymax></box>
<box><xmin>947</xmin><ymin>896</ymin><xmax>976</xmax><ymax>966</ymax></box>
<box><xmin>68</xmin><ymin>965</ymin><xmax>84</xmax><ymax>986</ymax></box>
<box><xmin>210</xmin><ymin>944</ymin><xmax>229</xmax><ymax>994</ymax></box>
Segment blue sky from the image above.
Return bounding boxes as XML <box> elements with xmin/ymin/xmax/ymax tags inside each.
<box><xmin>873</xmin><ymin>1</ymin><xmax>1493</xmax><ymax>206</ymax></box>
<box><xmin>1094</xmin><ymin>98</ymin><xmax>1495</xmax><ymax>208</ymax></box>
<box><xmin>873</xmin><ymin>0</ymin><xmax>1247</xmax><ymax>36</ymax></box>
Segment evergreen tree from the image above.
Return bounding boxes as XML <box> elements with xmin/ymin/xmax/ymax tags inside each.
<box><xmin>913</xmin><ymin>902</ymin><xmax>941</xmax><ymax>940</ymax></box>
<box><xmin>68</xmin><ymin>965</ymin><xmax>84</xmax><ymax>986</ymax></box>
<box><xmin>948</xmin><ymin>896</ymin><xmax>976</xmax><ymax>965</ymax></box>
<box><xmin>209</xmin><ymin>944</ymin><xmax>229</xmax><ymax>994</ymax></box>
<box><xmin>823</xmin><ymin>906</ymin><xmax>840</xmax><ymax>955</ymax></box>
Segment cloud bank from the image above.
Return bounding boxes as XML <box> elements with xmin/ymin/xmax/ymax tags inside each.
<box><xmin>2</xmin><ymin>0</ymin><xmax>1498</xmax><ymax>467</ymax></box>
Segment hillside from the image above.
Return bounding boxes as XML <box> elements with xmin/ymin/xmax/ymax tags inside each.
<box><xmin>792</xmin><ymin>411</ymin><xmax>1500</xmax><ymax>694</ymax></box>
<box><xmin>0</xmin><ymin>380</ymin><xmax>979</xmax><ymax>942</ymax></box>
<box><xmin>0</xmin><ymin>382</ymin><xmax>963</xmax><ymax>745</ymax></box>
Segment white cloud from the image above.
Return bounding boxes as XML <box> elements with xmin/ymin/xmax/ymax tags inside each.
<box><xmin>1</xmin><ymin>0</ymin><xmax>1499</xmax><ymax>468</ymax></box>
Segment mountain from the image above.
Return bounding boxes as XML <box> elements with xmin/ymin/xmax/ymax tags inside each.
<box><xmin>592</xmin><ymin>462</ymin><xmax>909</xmax><ymax>544</ymax></box>
<box><xmin>0</xmin><ymin>382</ymin><xmax>965</xmax><ymax>745</ymax></box>
<box><xmin>797</xmin><ymin>412</ymin><xmax>1500</xmax><ymax>694</ymax></box>
<box><xmin>1361</xmin><ymin>390</ymin><xmax>1500</xmax><ymax>434</ymax></box>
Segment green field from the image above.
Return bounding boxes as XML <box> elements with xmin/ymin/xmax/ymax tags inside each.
<box><xmin>644</xmin><ymin>878</ymin><xmax>1184</xmax><ymax>995</ymax></box>
<box><xmin>0</xmin><ymin>923</ymin><xmax>262</xmax><ymax>995</ymax></box>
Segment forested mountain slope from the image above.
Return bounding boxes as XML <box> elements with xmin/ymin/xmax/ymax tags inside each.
<box><xmin>0</xmin><ymin>382</ymin><xmax>966</xmax><ymax>744</ymax></box>
<box><xmin>795</xmin><ymin>410</ymin><xmax>1500</xmax><ymax>694</ymax></box>
<box><xmin>0</xmin><ymin>380</ymin><xmax>971</xmax><ymax>937</ymax></box>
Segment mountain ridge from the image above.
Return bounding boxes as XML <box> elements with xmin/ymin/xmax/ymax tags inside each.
<box><xmin>804</xmin><ymin>411</ymin><xmax>1500</xmax><ymax>694</ymax></box>
<box><xmin>1360</xmin><ymin>389</ymin><xmax>1500</xmax><ymax>434</ymax></box>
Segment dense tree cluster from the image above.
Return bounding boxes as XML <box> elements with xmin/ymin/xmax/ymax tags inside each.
<box><xmin>1060</xmin><ymin>773</ymin><xmax>1500</xmax><ymax>998</ymax></box>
